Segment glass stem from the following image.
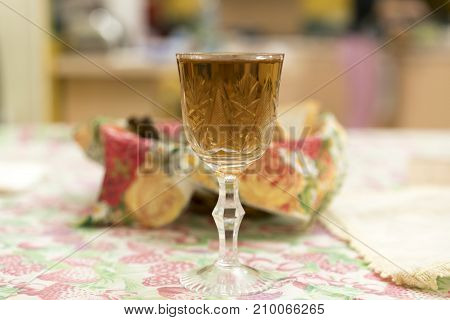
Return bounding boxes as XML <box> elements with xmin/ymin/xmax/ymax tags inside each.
<box><xmin>213</xmin><ymin>174</ymin><xmax>245</xmax><ymax>267</ymax></box>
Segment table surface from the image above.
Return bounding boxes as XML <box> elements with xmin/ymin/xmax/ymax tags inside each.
<box><xmin>0</xmin><ymin>125</ymin><xmax>449</xmax><ymax>300</ymax></box>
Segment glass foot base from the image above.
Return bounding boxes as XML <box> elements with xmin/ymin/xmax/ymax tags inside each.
<box><xmin>180</xmin><ymin>263</ymin><xmax>273</xmax><ymax>297</ymax></box>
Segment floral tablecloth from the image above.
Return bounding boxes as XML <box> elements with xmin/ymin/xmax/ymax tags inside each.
<box><xmin>0</xmin><ymin>125</ymin><xmax>449</xmax><ymax>300</ymax></box>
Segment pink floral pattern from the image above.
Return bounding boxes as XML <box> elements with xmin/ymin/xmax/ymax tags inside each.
<box><xmin>148</xmin><ymin>262</ymin><xmax>196</xmax><ymax>274</ymax></box>
<box><xmin>38</xmin><ymin>267</ymin><xmax>99</xmax><ymax>284</ymax></box>
<box><xmin>0</xmin><ymin>255</ymin><xmax>43</xmax><ymax>276</ymax></box>
<box><xmin>143</xmin><ymin>274</ymin><xmax>179</xmax><ymax>287</ymax></box>
<box><xmin>0</xmin><ymin>126</ymin><xmax>449</xmax><ymax>300</ymax></box>
<box><xmin>121</xmin><ymin>252</ymin><xmax>164</xmax><ymax>264</ymax></box>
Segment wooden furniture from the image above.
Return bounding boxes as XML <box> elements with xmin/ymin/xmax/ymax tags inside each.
<box><xmin>54</xmin><ymin>50</ymin><xmax>180</xmax><ymax>123</ymax></box>
<box><xmin>53</xmin><ymin>39</ymin><xmax>450</xmax><ymax>128</ymax></box>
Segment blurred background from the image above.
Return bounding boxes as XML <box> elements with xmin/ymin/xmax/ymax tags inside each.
<box><xmin>0</xmin><ymin>0</ymin><xmax>449</xmax><ymax>127</ymax></box>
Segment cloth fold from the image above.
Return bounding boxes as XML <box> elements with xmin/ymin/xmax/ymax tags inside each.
<box><xmin>322</xmin><ymin>186</ymin><xmax>450</xmax><ymax>290</ymax></box>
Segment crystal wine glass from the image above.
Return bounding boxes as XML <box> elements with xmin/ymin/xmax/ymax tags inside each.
<box><xmin>176</xmin><ymin>52</ymin><xmax>284</xmax><ymax>296</ymax></box>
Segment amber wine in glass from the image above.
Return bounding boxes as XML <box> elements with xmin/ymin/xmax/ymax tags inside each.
<box><xmin>177</xmin><ymin>53</ymin><xmax>284</xmax><ymax>296</ymax></box>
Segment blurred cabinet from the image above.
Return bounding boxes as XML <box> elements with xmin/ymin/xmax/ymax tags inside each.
<box><xmin>53</xmin><ymin>39</ymin><xmax>450</xmax><ymax>128</ymax></box>
<box><xmin>220</xmin><ymin>0</ymin><xmax>300</xmax><ymax>34</ymax></box>
<box><xmin>55</xmin><ymin>51</ymin><xmax>180</xmax><ymax>123</ymax></box>
<box><xmin>397</xmin><ymin>48</ymin><xmax>450</xmax><ymax>128</ymax></box>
